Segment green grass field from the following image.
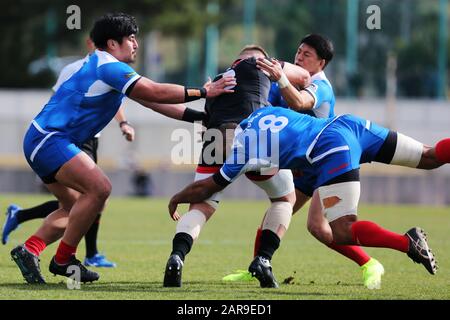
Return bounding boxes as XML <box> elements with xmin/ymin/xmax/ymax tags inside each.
<box><xmin>0</xmin><ymin>194</ymin><xmax>449</xmax><ymax>300</ymax></box>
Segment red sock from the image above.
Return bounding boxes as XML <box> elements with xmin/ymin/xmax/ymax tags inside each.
<box><xmin>328</xmin><ymin>242</ymin><xmax>370</xmax><ymax>266</ymax></box>
<box><xmin>351</xmin><ymin>220</ymin><xmax>409</xmax><ymax>252</ymax></box>
<box><xmin>24</xmin><ymin>235</ymin><xmax>46</xmax><ymax>256</ymax></box>
<box><xmin>253</xmin><ymin>228</ymin><xmax>262</xmax><ymax>257</ymax></box>
<box><xmin>55</xmin><ymin>241</ymin><xmax>77</xmax><ymax>265</ymax></box>
<box><xmin>435</xmin><ymin>138</ymin><xmax>450</xmax><ymax>163</ymax></box>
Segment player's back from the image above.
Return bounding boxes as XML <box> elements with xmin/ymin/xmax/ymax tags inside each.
<box><xmin>33</xmin><ymin>50</ymin><xmax>137</xmax><ymax>145</ymax></box>
<box><xmin>237</xmin><ymin>106</ymin><xmax>329</xmax><ymax>169</ymax></box>
<box><xmin>205</xmin><ymin>57</ymin><xmax>270</xmax><ymax>129</ymax></box>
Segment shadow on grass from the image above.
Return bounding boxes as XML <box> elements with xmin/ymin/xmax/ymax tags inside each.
<box><xmin>0</xmin><ymin>280</ymin><xmax>352</xmax><ymax>298</ymax></box>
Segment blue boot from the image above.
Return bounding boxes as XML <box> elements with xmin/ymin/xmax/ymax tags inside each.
<box><xmin>2</xmin><ymin>204</ymin><xmax>21</xmax><ymax>245</ymax></box>
<box><xmin>84</xmin><ymin>253</ymin><xmax>117</xmax><ymax>268</ymax></box>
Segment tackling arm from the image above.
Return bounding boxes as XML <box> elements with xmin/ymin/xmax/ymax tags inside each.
<box><xmin>133</xmin><ymin>99</ymin><xmax>207</xmax><ymax>123</ymax></box>
<box><xmin>257</xmin><ymin>58</ymin><xmax>315</xmax><ymax>111</ymax></box>
<box><xmin>128</xmin><ymin>76</ymin><xmax>236</xmax><ymax>104</ymax></box>
<box><xmin>168</xmin><ymin>177</ymin><xmax>225</xmax><ymax>221</ymax></box>
<box><xmin>282</xmin><ymin>61</ymin><xmax>310</xmax><ymax>89</ymax></box>
<box><xmin>133</xmin><ymin>98</ymin><xmax>187</xmax><ymax>120</ymax></box>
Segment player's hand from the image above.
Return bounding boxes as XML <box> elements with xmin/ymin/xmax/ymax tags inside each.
<box><xmin>120</xmin><ymin>123</ymin><xmax>135</xmax><ymax>142</ymax></box>
<box><xmin>256</xmin><ymin>57</ymin><xmax>284</xmax><ymax>82</ymax></box>
<box><xmin>203</xmin><ymin>76</ymin><xmax>236</xmax><ymax>98</ymax></box>
<box><xmin>168</xmin><ymin>198</ymin><xmax>181</xmax><ymax>221</ymax></box>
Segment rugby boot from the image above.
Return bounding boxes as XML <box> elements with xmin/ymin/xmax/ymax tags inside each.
<box><xmin>248</xmin><ymin>256</ymin><xmax>279</xmax><ymax>288</ymax></box>
<box><xmin>163</xmin><ymin>254</ymin><xmax>183</xmax><ymax>287</ymax></box>
<box><xmin>405</xmin><ymin>227</ymin><xmax>437</xmax><ymax>275</ymax></box>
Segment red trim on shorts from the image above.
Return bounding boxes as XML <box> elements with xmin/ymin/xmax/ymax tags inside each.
<box><xmin>196</xmin><ymin>166</ymin><xmax>221</xmax><ymax>174</ymax></box>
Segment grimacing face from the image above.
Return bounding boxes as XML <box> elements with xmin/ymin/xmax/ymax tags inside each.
<box><xmin>294</xmin><ymin>43</ymin><xmax>324</xmax><ymax>75</ymax></box>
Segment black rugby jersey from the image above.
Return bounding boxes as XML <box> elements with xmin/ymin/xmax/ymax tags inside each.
<box><xmin>205</xmin><ymin>57</ymin><xmax>271</xmax><ymax>129</ymax></box>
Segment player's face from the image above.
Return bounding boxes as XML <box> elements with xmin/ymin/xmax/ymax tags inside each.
<box><xmin>294</xmin><ymin>43</ymin><xmax>324</xmax><ymax>75</ymax></box>
<box><xmin>117</xmin><ymin>34</ymin><xmax>139</xmax><ymax>63</ymax></box>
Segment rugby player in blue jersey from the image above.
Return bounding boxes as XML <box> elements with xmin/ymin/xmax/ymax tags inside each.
<box><xmin>10</xmin><ymin>12</ymin><xmax>235</xmax><ymax>284</ymax></box>
<box><xmin>168</xmin><ymin>106</ymin><xmax>449</xmax><ymax>288</ymax></box>
<box><xmin>225</xmin><ymin>34</ymin><xmax>385</xmax><ymax>289</ymax></box>
<box><xmin>3</xmin><ymin>38</ymin><xmax>133</xmax><ymax>268</ymax></box>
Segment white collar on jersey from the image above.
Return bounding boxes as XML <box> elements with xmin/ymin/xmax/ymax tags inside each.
<box><xmin>95</xmin><ymin>49</ymin><xmax>120</xmax><ymax>67</ymax></box>
<box><xmin>311</xmin><ymin>70</ymin><xmax>328</xmax><ymax>81</ymax></box>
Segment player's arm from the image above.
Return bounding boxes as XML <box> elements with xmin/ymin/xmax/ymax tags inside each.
<box><xmin>98</xmin><ymin>60</ymin><xmax>235</xmax><ymax>106</ymax></box>
<box><xmin>128</xmin><ymin>76</ymin><xmax>236</xmax><ymax>104</ymax></box>
<box><xmin>281</xmin><ymin>61</ymin><xmax>311</xmax><ymax>89</ymax></box>
<box><xmin>168</xmin><ymin>130</ymin><xmax>251</xmax><ymax>221</ymax></box>
<box><xmin>257</xmin><ymin>58</ymin><xmax>315</xmax><ymax>111</ymax></box>
<box><xmin>168</xmin><ymin>177</ymin><xmax>225</xmax><ymax>221</ymax></box>
<box><xmin>133</xmin><ymin>99</ymin><xmax>206</xmax><ymax>123</ymax></box>
<box><xmin>114</xmin><ymin>106</ymin><xmax>135</xmax><ymax>141</ymax></box>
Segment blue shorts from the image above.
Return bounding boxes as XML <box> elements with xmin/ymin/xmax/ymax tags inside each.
<box><xmin>293</xmin><ymin>173</ymin><xmax>315</xmax><ymax>197</ymax></box>
<box><xmin>23</xmin><ymin>122</ymin><xmax>81</xmax><ymax>183</ymax></box>
<box><xmin>308</xmin><ymin>114</ymin><xmax>389</xmax><ymax>190</ymax></box>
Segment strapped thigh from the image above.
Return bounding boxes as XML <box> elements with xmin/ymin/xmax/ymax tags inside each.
<box><xmin>317</xmin><ymin>181</ymin><xmax>360</xmax><ymax>223</ymax></box>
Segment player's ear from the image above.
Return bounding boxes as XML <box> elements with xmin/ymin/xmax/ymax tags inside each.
<box><xmin>319</xmin><ymin>59</ymin><xmax>326</xmax><ymax>70</ymax></box>
<box><xmin>106</xmin><ymin>39</ymin><xmax>118</xmax><ymax>51</ymax></box>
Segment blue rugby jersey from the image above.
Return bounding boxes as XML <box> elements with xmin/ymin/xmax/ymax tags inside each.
<box><xmin>33</xmin><ymin>49</ymin><xmax>140</xmax><ymax>145</ymax></box>
<box><xmin>216</xmin><ymin>107</ymin><xmax>388</xmax><ymax>187</ymax></box>
<box><xmin>268</xmin><ymin>71</ymin><xmax>335</xmax><ymax>119</ymax></box>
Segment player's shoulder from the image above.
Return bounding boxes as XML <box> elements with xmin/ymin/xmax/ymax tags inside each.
<box><xmin>311</xmin><ymin>71</ymin><xmax>332</xmax><ymax>89</ymax></box>
<box><xmin>94</xmin><ymin>50</ymin><xmax>134</xmax><ymax>72</ymax></box>
<box><xmin>94</xmin><ymin>50</ymin><xmax>119</xmax><ymax>67</ymax></box>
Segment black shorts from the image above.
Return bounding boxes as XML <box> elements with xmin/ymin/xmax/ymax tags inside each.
<box><xmin>81</xmin><ymin>137</ymin><xmax>99</xmax><ymax>164</ymax></box>
<box><xmin>198</xmin><ymin>123</ymin><xmax>237</xmax><ymax>167</ymax></box>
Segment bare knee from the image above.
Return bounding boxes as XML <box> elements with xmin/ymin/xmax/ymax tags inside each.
<box><xmin>91</xmin><ymin>178</ymin><xmax>112</xmax><ymax>202</ymax></box>
<box><xmin>329</xmin><ymin>215</ymin><xmax>356</xmax><ymax>244</ymax></box>
<box><xmin>307</xmin><ymin>222</ymin><xmax>333</xmax><ymax>245</ymax></box>
<box><xmin>270</xmin><ymin>192</ymin><xmax>296</xmax><ymax>207</ymax></box>
<box><xmin>292</xmin><ymin>192</ymin><xmax>310</xmax><ymax>215</ymax></box>
<box><xmin>189</xmin><ymin>202</ymin><xmax>216</xmax><ymax>221</ymax></box>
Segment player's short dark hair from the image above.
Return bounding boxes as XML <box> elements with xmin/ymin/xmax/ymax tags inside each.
<box><xmin>300</xmin><ymin>34</ymin><xmax>334</xmax><ymax>68</ymax></box>
<box><xmin>239</xmin><ymin>44</ymin><xmax>269</xmax><ymax>59</ymax></box>
<box><xmin>90</xmin><ymin>13</ymin><xmax>139</xmax><ymax>49</ymax></box>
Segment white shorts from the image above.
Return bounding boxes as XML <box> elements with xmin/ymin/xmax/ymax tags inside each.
<box><xmin>249</xmin><ymin>169</ymin><xmax>295</xmax><ymax>199</ymax></box>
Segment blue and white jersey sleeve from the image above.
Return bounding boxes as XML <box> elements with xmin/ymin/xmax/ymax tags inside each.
<box><xmin>303</xmin><ymin>80</ymin><xmax>332</xmax><ymax>109</ymax></box>
<box><xmin>303</xmin><ymin>78</ymin><xmax>335</xmax><ymax>118</ymax></box>
<box><xmin>97</xmin><ymin>62</ymin><xmax>141</xmax><ymax>95</ymax></box>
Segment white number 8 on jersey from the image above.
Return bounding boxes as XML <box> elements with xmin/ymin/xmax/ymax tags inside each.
<box><xmin>258</xmin><ymin>115</ymin><xmax>289</xmax><ymax>133</ymax></box>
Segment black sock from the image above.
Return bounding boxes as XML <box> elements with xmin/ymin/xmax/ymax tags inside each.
<box><xmin>171</xmin><ymin>232</ymin><xmax>193</xmax><ymax>261</ymax></box>
<box><xmin>257</xmin><ymin>230</ymin><xmax>280</xmax><ymax>261</ymax></box>
<box><xmin>16</xmin><ymin>200</ymin><xmax>59</xmax><ymax>223</ymax></box>
<box><xmin>85</xmin><ymin>214</ymin><xmax>101</xmax><ymax>258</ymax></box>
